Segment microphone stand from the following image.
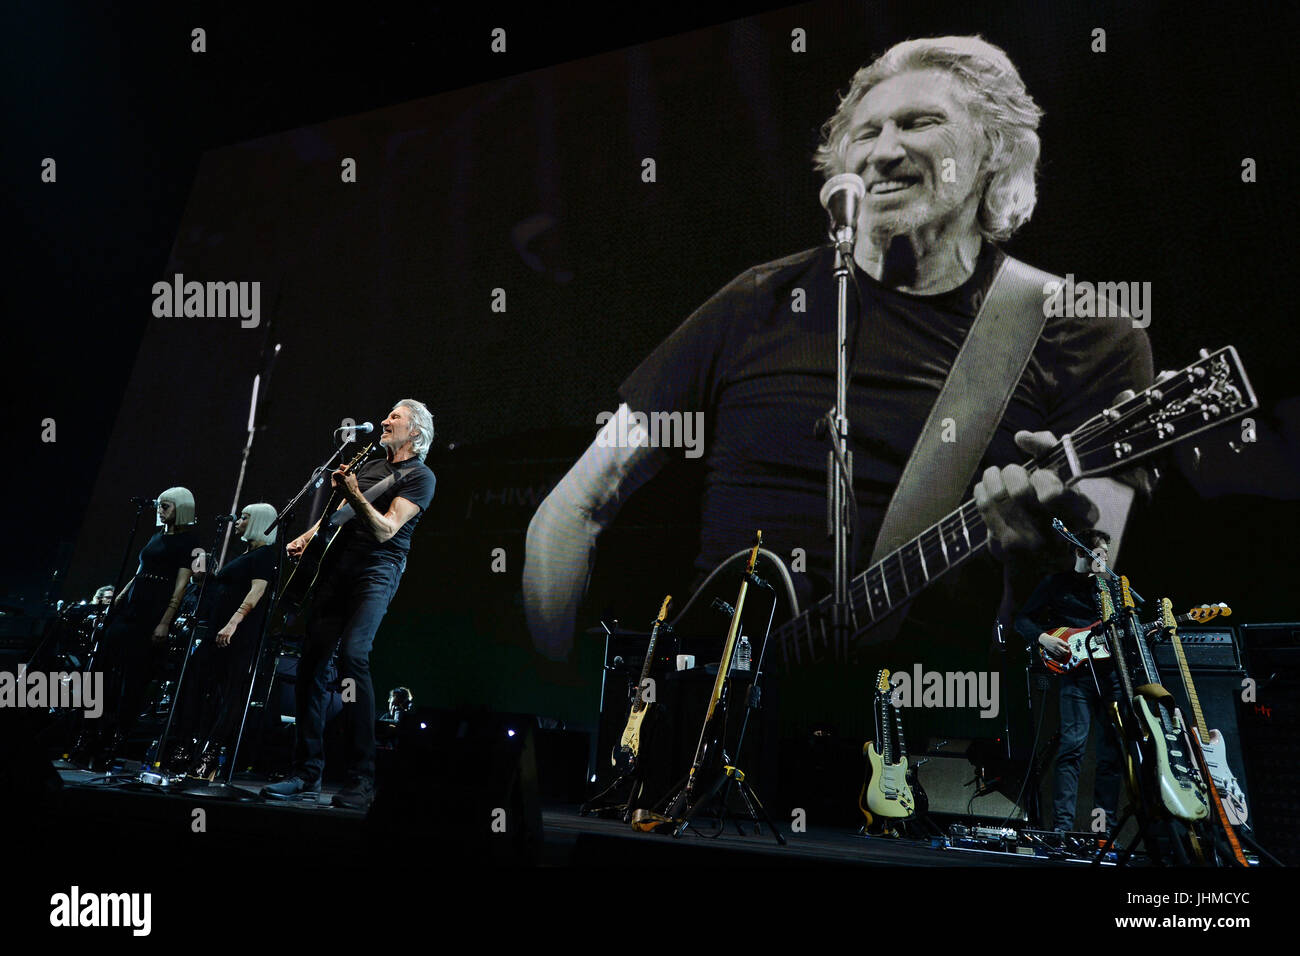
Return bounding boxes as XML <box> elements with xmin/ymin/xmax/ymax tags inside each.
<box><xmin>825</xmin><ymin>238</ymin><xmax>856</xmax><ymax>662</ymax></box>
<box><xmin>135</xmin><ymin>518</ymin><xmax>228</xmax><ymax>789</ymax></box>
<box><xmin>817</xmin><ymin>174</ymin><xmax>865</xmax><ymax>663</ymax></box>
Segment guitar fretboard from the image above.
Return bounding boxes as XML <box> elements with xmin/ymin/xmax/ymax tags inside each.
<box><xmin>772</xmin><ymin>347</ymin><xmax>1254</xmax><ymax>666</ymax></box>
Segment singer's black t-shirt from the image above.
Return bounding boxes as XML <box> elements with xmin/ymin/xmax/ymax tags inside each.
<box><xmin>335</xmin><ymin>456</ymin><xmax>437</xmax><ymax>563</ymax></box>
<box><xmin>618</xmin><ymin>242</ymin><xmax>1153</xmax><ymax>637</ymax></box>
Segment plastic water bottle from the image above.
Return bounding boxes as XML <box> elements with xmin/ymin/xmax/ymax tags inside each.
<box><xmin>735</xmin><ymin>635</ymin><xmax>752</xmax><ymax>672</ymax></box>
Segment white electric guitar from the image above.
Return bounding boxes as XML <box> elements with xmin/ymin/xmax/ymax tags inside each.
<box><xmin>1162</xmin><ymin>605</ymin><xmax>1249</xmax><ymax>825</ymax></box>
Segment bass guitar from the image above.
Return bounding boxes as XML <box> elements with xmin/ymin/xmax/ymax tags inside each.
<box><xmin>1040</xmin><ymin>604</ymin><xmax>1230</xmax><ymax>675</ymax></box>
<box><xmin>612</xmin><ymin>595</ymin><xmax>672</xmax><ymax>775</ymax></box>
<box><xmin>277</xmin><ymin>442</ymin><xmax>376</xmax><ymax>615</ymax></box>
<box><xmin>859</xmin><ymin>668</ymin><xmax>915</xmax><ymax>825</ymax></box>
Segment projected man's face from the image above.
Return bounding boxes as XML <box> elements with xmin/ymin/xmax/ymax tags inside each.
<box><xmin>842</xmin><ymin>68</ymin><xmax>990</xmax><ymax>240</ymax></box>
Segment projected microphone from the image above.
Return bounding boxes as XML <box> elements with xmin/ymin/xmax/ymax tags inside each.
<box><xmin>819</xmin><ymin>172</ymin><xmax>865</xmax><ymax>253</ymax></box>
<box><xmin>215</xmin><ymin>513</ymin><xmax>240</xmax><ymax>524</ymax></box>
<box><xmin>131</xmin><ymin>497</ymin><xmax>157</xmax><ymax>506</ymax></box>
<box><xmin>333</xmin><ymin>421</ymin><xmax>375</xmax><ymax>435</ymax></box>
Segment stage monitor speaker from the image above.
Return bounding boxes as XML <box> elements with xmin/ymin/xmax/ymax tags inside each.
<box><xmin>368</xmin><ymin>708</ymin><xmax>543</xmax><ymax>864</ymax></box>
<box><xmin>914</xmin><ymin>739</ymin><xmax>1028</xmax><ymax>823</ymax></box>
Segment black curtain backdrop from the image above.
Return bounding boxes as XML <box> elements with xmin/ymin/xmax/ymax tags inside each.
<box><xmin>30</xmin><ymin>1</ymin><xmax>1300</xmax><ymax>731</ymax></box>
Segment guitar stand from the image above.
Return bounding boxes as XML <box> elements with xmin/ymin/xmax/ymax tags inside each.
<box><xmin>660</xmin><ymin>751</ymin><xmax>785</xmax><ymax>846</ymax></box>
<box><xmin>580</xmin><ymin>766</ymin><xmax>653</xmax><ymax>823</ymax></box>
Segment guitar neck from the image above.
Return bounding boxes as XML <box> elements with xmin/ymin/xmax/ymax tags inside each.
<box><xmin>1166</xmin><ymin>613</ymin><xmax>1209</xmax><ymax>737</ymax></box>
<box><xmin>1097</xmin><ymin>577</ymin><xmax>1137</xmax><ymax>703</ymax></box>
<box><xmin>776</xmin><ymin>497</ymin><xmax>993</xmax><ymax>648</ymax></box>
<box><xmin>638</xmin><ymin>620</ymin><xmax>664</xmax><ymax>687</ymax></box>
<box><xmin>773</xmin><ymin>347</ymin><xmax>1255</xmax><ymax>659</ymax></box>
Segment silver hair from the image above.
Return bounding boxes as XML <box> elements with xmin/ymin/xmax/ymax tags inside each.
<box><xmin>395</xmin><ymin>399</ymin><xmax>434</xmax><ymax>461</ymax></box>
<box><xmin>813</xmin><ymin>35</ymin><xmax>1044</xmax><ymax>241</ymax></box>
<box><xmin>240</xmin><ymin>502</ymin><xmax>279</xmax><ymax>546</ymax></box>
<box><xmin>157</xmin><ymin>486</ymin><xmax>196</xmax><ymax>527</ymax></box>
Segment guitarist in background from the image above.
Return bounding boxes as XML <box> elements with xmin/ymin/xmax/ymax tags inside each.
<box><xmin>1014</xmin><ymin>530</ymin><xmax>1122</xmax><ymax>834</ymax></box>
<box><xmin>262</xmin><ymin>400</ymin><xmax>436</xmax><ymax>809</ymax></box>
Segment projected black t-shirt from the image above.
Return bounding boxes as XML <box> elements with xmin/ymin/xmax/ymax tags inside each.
<box><xmin>618</xmin><ymin>243</ymin><xmax>1153</xmax><ymax>629</ymax></box>
<box><xmin>335</xmin><ymin>456</ymin><xmax>437</xmax><ymax>563</ymax></box>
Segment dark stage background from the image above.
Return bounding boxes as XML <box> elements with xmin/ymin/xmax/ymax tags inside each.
<box><xmin>10</xmin><ymin>2</ymin><xmax>1298</xmax><ymax>745</ymax></box>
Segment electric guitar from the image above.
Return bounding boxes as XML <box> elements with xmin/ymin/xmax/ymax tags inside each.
<box><xmin>277</xmin><ymin>442</ymin><xmax>376</xmax><ymax>615</ymax></box>
<box><xmin>1159</xmin><ymin>598</ymin><xmax>1250</xmax><ymax>865</ymax></box>
<box><xmin>860</xmin><ymin>669</ymin><xmax>915</xmax><ymax>825</ymax></box>
<box><xmin>1040</xmin><ymin>604</ymin><xmax>1231</xmax><ymax>675</ymax></box>
<box><xmin>1160</xmin><ymin>598</ymin><xmax>1249</xmax><ymax>827</ymax></box>
<box><xmin>662</xmin><ymin>348</ymin><xmax>1257</xmax><ymax>668</ymax></box>
<box><xmin>611</xmin><ymin>595</ymin><xmax>672</xmax><ymax>775</ymax></box>
<box><xmin>1113</xmin><ymin>576</ymin><xmax>1209</xmax><ymax>822</ymax></box>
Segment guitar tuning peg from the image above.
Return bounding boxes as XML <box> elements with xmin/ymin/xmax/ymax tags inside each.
<box><xmin>1199</xmin><ymin>348</ymin><xmax>1210</xmax><ymax>359</ymax></box>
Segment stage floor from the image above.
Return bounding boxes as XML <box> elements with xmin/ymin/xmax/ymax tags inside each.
<box><xmin>43</xmin><ymin>763</ymin><xmax>1088</xmax><ymax>868</ymax></box>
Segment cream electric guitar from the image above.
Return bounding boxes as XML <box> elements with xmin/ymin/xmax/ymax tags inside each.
<box><xmin>1114</xmin><ymin>577</ymin><xmax>1209</xmax><ymax>823</ymax></box>
<box><xmin>860</xmin><ymin>669</ymin><xmax>915</xmax><ymax>824</ymax></box>
<box><xmin>611</xmin><ymin>595</ymin><xmax>672</xmax><ymax>775</ymax></box>
<box><xmin>1040</xmin><ymin>604</ymin><xmax>1231</xmax><ymax>675</ymax></box>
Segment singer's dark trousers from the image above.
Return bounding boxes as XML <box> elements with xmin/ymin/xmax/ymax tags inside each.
<box><xmin>294</xmin><ymin>551</ymin><xmax>403</xmax><ymax>784</ymax></box>
<box><xmin>1053</xmin><ymin>668</ymin><xmax>1124</xmax><ymax>832</ymax></box>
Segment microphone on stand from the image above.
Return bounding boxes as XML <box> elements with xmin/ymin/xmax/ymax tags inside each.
<box><xmin>819</xmin><ymin>172</ymin><xmax>865</xmax><ymax>254</ymax></box>
<box><xmin>334</xmin><ymin>421</ymin><xmax>375</xmax><ymax>436</ymax></box>
<box><xmin>131</xmin><ymin>497</ymin><xmax>157</xmax><ymax>506</ymax></box>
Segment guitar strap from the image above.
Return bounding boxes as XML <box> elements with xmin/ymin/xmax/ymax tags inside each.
<box><xmin>328</xmin><ymin>464</ymin><xmax>413</xmax><ymax>527</ymax></box>
<box><xmin>869</xmin><ymin>254</ymin><xmax>1056</xmax><ymax>565</ymax></box>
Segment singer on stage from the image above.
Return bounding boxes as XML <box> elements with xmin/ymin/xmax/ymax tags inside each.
<box><xmin>75</xmin><ymin>488</ymin><xmax>201</xmax><ymax>767</ymax></box>
<box><xmin>523</xmin><ymin>36</ymin><xmax>1153</xmax><ymax>664</ymax></box>
<box><xmin>262</xmin><ymin>400</ymin><xmax>435</xmax><ymax>810</ymax></box>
